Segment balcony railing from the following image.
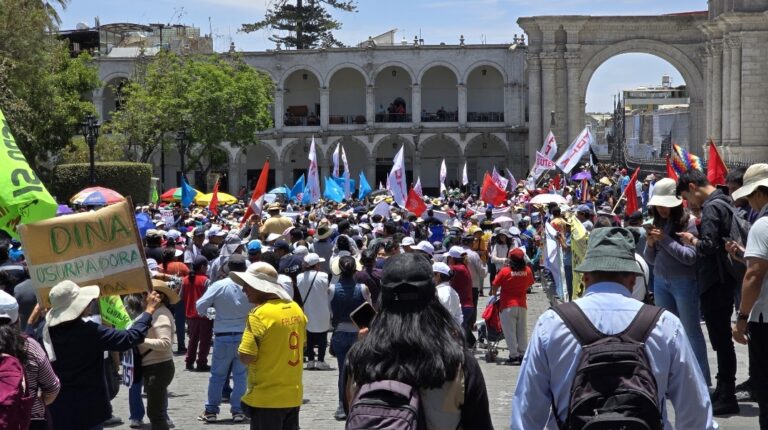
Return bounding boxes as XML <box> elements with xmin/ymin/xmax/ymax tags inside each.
<box><xmin>375</xmin><ymin>113</ymin><xmax>412</xmax><ymax>123</ymax></box>
<box><xmin>329</xmin><ymin>115</ymin><xmax>367</xmax><ymax>125</ymax></box>
<box><xmin>468</xmin><ymin>112</ymin><xmax>504</xmax><ymax>122</ymax></box>
<box><xmin>284</xmin><ymin>116</ymin><xmax>320</xmax><ymax>127</ymax></box>
<box><xmin>421</xmin><ymin>111</ymin><xmax>458</xmax><ymax>122</ymax></box>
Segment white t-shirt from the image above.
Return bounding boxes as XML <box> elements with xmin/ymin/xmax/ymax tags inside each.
<box><xmin>436</xmin><ymin>282</ymin><xmax>463</xmax><ymax>326</ymax></box>
<box><xmin>744</xmin><ymin>214</ymin><xmax>768</xmax><ymax>323</ymax></box>
<box><xmin>297</xmin><ymin>270</ymin><xmax>331</xmax><ymax>333</ymax></box>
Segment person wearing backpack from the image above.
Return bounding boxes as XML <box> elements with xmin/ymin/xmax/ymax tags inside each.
<box><xmin>0</xmin><ymin>290</ymin><xmax>59</xmax><ymax>430</ymax></box>
<box><xmin>676</xmin><ymin>169</ymin><xmax>741</xmax><ymax>415</ymax></box>
<box><xmin>511</xmin><ymin>227</ymin><xmax>716</xmax><ymax>429</ymax></box>
<box><xmin>344</xmin><ymin>252</ymin><xmax>494</xmax><ymax>430</ymax></box>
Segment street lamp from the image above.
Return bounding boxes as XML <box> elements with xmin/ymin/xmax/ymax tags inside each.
<box><xmin>175</xmin><ymin>129</ymin><xmax>188</xmax><ymax>186</ymax></box>
<box><xmin>81</xmin><ymin>113</ymin><xmax>100</xmax><ymax>185</ymax></box>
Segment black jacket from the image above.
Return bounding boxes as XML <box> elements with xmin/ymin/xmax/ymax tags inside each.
<box><xmin>696</xmin><ymin>189</ymin><xmax>736</xmax><ymax>293</ymax></box>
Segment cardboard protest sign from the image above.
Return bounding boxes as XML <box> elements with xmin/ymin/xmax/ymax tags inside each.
<box><xmin>17</xmin><ymin>199</ymin><xmax>151</xmax><ymax>307</ymax></box>
<box><xmin>99</xmin><ymin>296</ymin><xmax>132</xmax><ymax>329</ymax></box>
<box><xmin>159</xmin><ymin>208</ymin><xmax>175</xmax><ymax>227</ymax></box>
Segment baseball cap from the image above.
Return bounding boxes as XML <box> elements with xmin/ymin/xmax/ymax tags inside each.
<box><xmin>411</xmin><ymin>241</ymin><xmax>434</xmax><ymax>256</ymax></box>
<box><xmin>380</xmin><ymin>253</ymin><xmax>436</xmax><ymax>306</ymax></box>
<box><xmin>401</xmin><ymin>237</ymin><xmax>415</xmax><ymax>247</ymax></box>
<box><xmin>304</xmin><ymin>253</ymin><xmax>326</xmax><ymax>267</ymax></box>
<box><xmin>274</xmin><ymin>239</ymin><xmax>290</xmax><ymax>252</ymax></box>
<box><xmin>293</xmin><ymin>245</ymin><xmax>309</xmax><ymax>256</ymax></box>
<box><xmin>448</xmin><ymin>246</ymin><xmax>467</xmax><ymax>259</ymax></box>
<box><xmin>0</xmin><ymin>290</ymin><xmax>19</xmax><ymax>323</ymax></box>
<box><xmin>432</xmin><ymin>261</ymin><xmax>451</xmax><ymax>276</ymax></box>
<box><xmin>247</xmin><ymin>240</ymin><xmax>262</xmax><ymax>254</ymax></box>
<box><xmin>508</xmin><ymin>248</ymin><xmax>526</xmax><ymax>261</ymax></box>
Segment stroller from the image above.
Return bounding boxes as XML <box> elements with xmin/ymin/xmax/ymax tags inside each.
<box><xmin>476</xmin><ymin>295</ymin><xmax>504</xmax><ymax>363</ymax></box>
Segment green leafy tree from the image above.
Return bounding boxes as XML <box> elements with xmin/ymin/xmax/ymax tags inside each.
<box><xmin>241</xmin><ymin>0</ymin><xmax>357</xmax><ymax>49</ymax></box>
<box><xmin>59</xmin><ymin>134</ymin><xmax>130</xmax><ymax>164</ymax></box>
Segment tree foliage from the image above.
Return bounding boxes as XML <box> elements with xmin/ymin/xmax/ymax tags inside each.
<box><xmin>241</xmin><ymin>0</ymin><xmax>357</xmax><ymax>49</ymax></box>
<box><xmin>58</xmin><ymin>134</ymin><xmax>131</xmax><ymax>164</ymax></box>
<box><xmin>107</xmin><ymin>51</ymin><xmax>274</xmax><ymax>182</ymax></box>
<box><xmin>0</xmin><ymin>0</ymin><xmax>100</xmax><ymax>173</ymax></box>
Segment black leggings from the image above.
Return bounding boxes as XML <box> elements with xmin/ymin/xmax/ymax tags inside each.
<box><xmin>305</xmin><ymin>331</ymin><xmax>328</xmax><ymax>362</ymax></box>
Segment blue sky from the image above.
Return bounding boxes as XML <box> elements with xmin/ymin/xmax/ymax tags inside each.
<box><xmin>59</xmin><ymin>0</ymin><xmax>706</xmax><ymax>112</ymax></box>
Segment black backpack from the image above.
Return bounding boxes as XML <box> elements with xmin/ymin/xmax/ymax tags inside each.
<box><xmin>705</xmin><ymin>199</ymin><xmax>751</xmax><ymax>282</ymax></box>
<box><xmin>551</xmin><ymin>302</ymin><xmax>664</xmax><ymax>430</ymax></box>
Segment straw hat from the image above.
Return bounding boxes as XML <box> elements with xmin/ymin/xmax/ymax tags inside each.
<box><xmin>732</xmin><ymin>163</ymin><xmax>768</xmax><ymax>201</ymax></box>
<box><xmin>151</xmin><ymin>279</ymin><xmax>180</xmax><ymax>305</ymax></box>
<box><xmin>46</xmin><ymin>280</ymin><xmax>100</xmax><ymax>327</ymax></box>
<box><xmin>647</xmin><ymin>178</ymin><xmax>682</xmax><ymax>208</ymax></box>
<box><xmin>230</xmin><ymin>262</ymin><xmax>291</xmax><ymax>301</ymax></box>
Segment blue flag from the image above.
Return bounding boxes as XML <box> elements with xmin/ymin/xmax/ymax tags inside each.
<box><xmin>290</xmin><ymin>174</ymin><xmax>305</xmax><ymax>202</ymax></box>
<box><xmin>331</xmin><ymin>175</ymin><xmax>355</xmax><ymax>193</ymax></box>
<box><xmin>358</xmin><ymin>171</ymin><xmax>372</xmax><ymax>199</ymax></box>
<box><xmin>323</xmin><ymin>177</ymin><xmax>345</xmax><ymax>202</ymax></box>
<box><xmin>181</xmin><ymin>176</ymin><xmax>196</xmax><ymax>207</ymax></box>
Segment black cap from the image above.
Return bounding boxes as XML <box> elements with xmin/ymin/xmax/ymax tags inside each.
<box><xmin>274</xmin><ymin>239</ymin><xmax>290</xmax><ymax>252</ymax></box>
<box><xmin>225</xmin><ymin>254</ymin><xmax>247</xmax><ymax>274</ymax></box>
<box><xmin>380</xmin><ymin>253</ymin><xmax>436</xmax><ymax>306</ymax></box>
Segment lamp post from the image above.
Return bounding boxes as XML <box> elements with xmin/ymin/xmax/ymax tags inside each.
<box><xmin>175</xmin><ymin>129</ymin><xmax>187</xmax><ymax>186</ymax></box>
<box><xmin>81</xmin><ymin>114</ymin><xmax>100</xmax><ymax>185</ymax></box>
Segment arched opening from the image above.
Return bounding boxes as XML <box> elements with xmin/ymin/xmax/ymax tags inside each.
<box><xmin>283</xmin><ymin>139</ymin><xmax>325</xmax><ymax>185</ymax></box>
<box><xmin>329</xmin><ymin>68</ymin><xmax>367</xmax><ymax>125</ymax></box>
<box><xmin>283</xmin><ymin>69</ymin><xmax>321</xmax><ymax>127</ymax></box>
<box><xmin>102</xmin><ymin>77</ymin><xmax>128</xmax><ymax>122</ymax></box>
<box><xmin>467</xmin><ymin>66</ymin><xmax>504</xmax><ymax>122</ymax></box>
<box><xmin>243</xmin><ymin>144</ymin><xmax>277</xmax><ymax>190</ymax></box>
<box><xmin>375</xmin><ymin>66</ymin><xmax>412</xmax><ymax>123</ymax></box>
<box><xmin>465</xmin><ymin>135</ymin><xmax>508</xmax><ymax>186</ymax></box>
<box><xmin>420</xmin><ymin>66</ymin><xmax>458</xmax><ymax>122</ymax></box>
<box><xmin>326</xmin><ymin>137</ymin><xmax>369</xmax><ymax>180</ymax></box>
<box><xmin>373</xmin><ymin>136</ymin><xmax>413</xmax><ymax>186</ymax></box>
<box><xmin>419</xmin><ymin>135</ymin><xmax>462</xmax><ymax>195</ymax></box>
<box><xmin>585</xmin><ymin>53</ymin><xmax>688</xmax><ymax>160</ymax></box>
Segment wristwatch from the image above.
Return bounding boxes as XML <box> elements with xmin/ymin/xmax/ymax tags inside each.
<box><xmin>737</xmin><ymin>312</ymin><xmax>749</xmax><ymax>322</ymax></box>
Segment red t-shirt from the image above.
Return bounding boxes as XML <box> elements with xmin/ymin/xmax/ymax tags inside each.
<box><xmin>449</xmin><ymin>263</ymin><xmax>474</xmax><ymax>309</ymax></box>
<box><xmin>182</xmin><ymin>274</ymin><xmax>209</xmax><ymax>318</ymax></box>
<box><xmin>159</xmin><ymin>261</ymin><xmax>190</xmax><ymax>277</ymax></box>
<box><xmin>492</xmin><ymin>266</ymin><xmax>534</xmax><ymax>310</ymax></box>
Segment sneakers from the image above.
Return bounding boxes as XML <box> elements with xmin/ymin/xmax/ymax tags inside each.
<box><xmin>129</xmin><ymin>420</ymin><xmax>143</xmax><ymax>429</ymax></box>
<box><xmin>103</xmin><ymin>415</ymin><xmax>123</xmax><ymax>427</ymax></box>
<box><xmin>711</xmin><ymin>381</ymin><xmax>740</xmax><ymax>416</ymax></box>
<box><xmin>504</xmin><ymin>356</ymin><xmax>523</xmax><ymax>366</ymax></box>
<box><xmin>196</xmin><ymin>364</ymin><xmax>211</xmax><ymax>372</ymax></box>
<box><xmin>232</xmin><ymin>412</ymin><xmax>246</xmax><ymax>423</ymax></box>
<box><xmin>334</xmin><ymin>405</ymin><xmax>347</xmax><ymax>421</ymax></box>
<box><xmin>305</xmin><ymin>360</ymin><xmax>316</xmax><ymax>370</ymax></box>
<box><xmin>185</xmin><ymin>363</ymin><xmax>195</xmax><ymax>371</ymax></box>
<box><xmin>198</xmin><ymin>411</ymin><xmax>217</xmax><ymax>422</ymax></box>
<box><xmin>314</xmin><ymin>361</ymin><xmax>332</xmax><ymax>370</ymax></box>
<box><xmin>736</xmin><ymin>378</ymin><xmax>755</xmax><ymax>402</ymax></box>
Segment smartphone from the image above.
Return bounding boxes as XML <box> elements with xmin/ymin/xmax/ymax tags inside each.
<box><xmin>350</xmin><ymin>302</ymin><xmax>377</xmax><ymax>329</ymax></box>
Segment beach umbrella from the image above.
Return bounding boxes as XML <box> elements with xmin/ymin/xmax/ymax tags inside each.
<box><xmin>160</xmin><ymin>187</ymin><xmax>201</xmax><ymax>202</ymax></box>
<box><xmin>70</xmin><ymin>187</ymin><xmax>125</xmax><ymax>206</ymax></box>
<box><xmin>194</xmin><ymin>192</ymin><xmax>238</xmax><ymax>206</ymax></box>
<box><xmin>269</xmin><ymin>186</ymin><xmax>290</xmax><ymax>195</ymax></box>
<box><xmin>135</xmin><ymin>212</ymin><xmax>153</xmax><ymax>238</ymax></box>
<box><xmin>529</xmin><ymin>193</ymin><xmax>567</xmax><ymax>205</ymax></box>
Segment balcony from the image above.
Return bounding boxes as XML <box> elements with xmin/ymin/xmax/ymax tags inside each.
<box><xmin>329</xmin><ymin>115</ymin><xmax>367</xmax><ymax>125</ymax></box>
<box><xmin>468</xmin><ymin>112</ymin><xmax>504</xmax><ymax>122</ymax></box>
<box><xmin>375</xmin><ymin>113</ymin><xmax>412</xmax><ymax>123</ymax></box>
<box><xmin>284</xmin><ymin>115</ymin><xmax>320</xmax><ymax>127</ymax></box>
<box><xmin>421</xmin><ymin>110</ymin><xmax>458</xmax><ymax>122</ymax></box>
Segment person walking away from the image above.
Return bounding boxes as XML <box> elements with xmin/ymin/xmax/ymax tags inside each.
<box><xmin>329</xmin><ymin>255</ymin><xmax>372</xmax><ymax>420</ymax></box>
<box><xmin>297</xmin><ymin>253</ymin><xmax>332</xmax><ymax>371</ymax></box>
<box><xmin>0</xmin><ymin>291</ymin><xmax>59</xmax><ymax>430</ymax></box>
<box><xmin>489</xmin><ymin>230</ymin><xmax>512</xmax><ymax>288</ymax></box>
<box><xmin>195</xmin><ymin>255</ymin><xmax>253</xmax><ymax>423</ymax></box>
<box><xmin>676</xmin><ymin>169</ymin><xmax>740</xmax><ymax>415</ymax></box>
<box><xmin>643</xmin><ymin>177</ymin><xmax>711</xmax><ymax>385</ymax></box>
<box><xmin>344</xmin><ymin>253</ymin><xmax>494</xmax><ymax>429</ymax></box>
<box><xmin>728</xmin><ymin>164</ymin><xmax>768</xmax><ymax>429</ymax></box>
<box><xmin>183</xmin><ymin>256</ymin><xmax>213</xmax><ymax>371</ymax></box>
<box><xmin>139</xmin><ymin>280</ymin><xmax>178</xmax><ymax>430</ymax></box>
<box><xmin>447</xmin><ymin>246</ymin><xmax>476</xmax><ymax>348</ymax></box>
<box><xmin>46</xmin><ymin>281</ymin><xmax>162</xmax><ymax>430</ymax></box>
<box><xmin>433</xmin><ymin>262</ymin><xmax>463</xmax><ymax>326</ymax></box>
<box><xmin>511</xmin><ymin>227</ymin><xmax>717</xmax><ymax>429</ymax></box>
<box><xmin>159</xmin><ymin>248</ymin><xmax>190</xmax><ymax>355</ymax></box>
<box><xmin>491</xmin><ymin>248</ymin><xmax>534</xmax><ymax>365</ymax></box>
<box><xmin>232</xmin><ymin>262</ymin><xmax>307</xmax><ymax>430</ymax></box>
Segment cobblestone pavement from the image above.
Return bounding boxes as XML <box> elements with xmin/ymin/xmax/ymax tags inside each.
<box><xmin>110</xmin><ymin>284</ymin><xmax>758</xmax><ymax>429</ymax></box>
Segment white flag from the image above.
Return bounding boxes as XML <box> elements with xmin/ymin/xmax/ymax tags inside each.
<box><xmin>462</xmin><ymin>162</ymin><xmax>468</xmax><ymax>186</ymax></box>
<box><xmin>505</xmin><ymin>168</ymin><xmax>517</xmax><ymax>191</ymax></box>
<box><xmin>541</xmin><ymin>131</ymin><xmax>558</xmax><ymax>160</ymax></box>
<box><xmin>544</xmin><ymin>221</ymin><xmax>567</xmax><ymax>301</ymax></box>
<box><xmin>341</xmin><ymin>145</ymin><xmax>351</xmax><ymax>198</ymax></box>
<box><xmin>332</xmin><ymin>143</ymin><xmax>340</xmax><ymax>178</ymax></box>
<box><xmin>378</xmin><ymin>181</ymin><xmax>384</xmax><ymax>190</ymax></box>
<box><xmin>555</xmin><ymin>127</ymin><xmax>593</xmax><ymax>174</ymax></box>
<box><xmin>439</xmin><ymin>159</ymin><xmax>447</xmax><ymax>194</ymax></box>
<box><xmin>491</xmin><ymin>167</ymin><xmax>509</xmax><ymax>190</ymax></box>
<box><xmin>307</xmin><ymin>136</ymin><xmax>321</xmax><ymax>202</ymax></box>
<box><xmin>414</xmin><ymin>177</ymin><xmax>423</xmax><ymax>197</ymax></box>
<box><xmin>532</xmin><ymin>151</ymin><xmax>556</xmax><ymax>180</ymax></box>
<box><xmin>388</xmin><ymin>146</ymin><xmax>408</xmax><ymax>206</ymax></box>
<box><xmin>372</xmin><ymin>201</ymin><xmax>391</xmax><ymax>219</ymax></box>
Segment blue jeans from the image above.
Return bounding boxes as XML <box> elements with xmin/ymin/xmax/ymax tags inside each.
<box><xmin>653</xmin><ymin>274</ymin><xmax>712</xmax><ymax>385</ymax></box>
<box><xmin>206</xmin><ymin>334</ymin><xmax>247</xmax><ymax>415</ymax></box>
<box><xmin>173</xmin><ymin>300</ymin><xmax>186</xmax><ymax>350</ymax></box>
<box><xmin>331</xmin><ymin>331</ymin><xmax>358</xmax><ymax>405</ymax></box>
<box><xmin>129</xmin><ymin>381</ymin><xmax>145</xmax><ymax>421</ymax></box>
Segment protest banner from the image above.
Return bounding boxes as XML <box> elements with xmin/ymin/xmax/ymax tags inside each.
<box><xmin>17</xmin><ymin>199</ymin><xmax>152</xmax><ymax>307</ymax></box>
<box><xmin>159</xmin><ymin>208</ymin><xmax>175</xmax><ymax>227</ymax></box>
<box><xmin>99</xmin><ymin>296</ymin><xmax>132</xmax><ymax>329</ymax></box>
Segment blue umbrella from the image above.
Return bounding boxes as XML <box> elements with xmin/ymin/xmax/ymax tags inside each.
<box><xmin>135</xmin><ymin>213</ymin><xmax>153</xmax><ymax>239</ymax></box>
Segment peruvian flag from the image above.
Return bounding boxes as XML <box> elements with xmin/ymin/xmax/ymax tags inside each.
<box><xmin>624</xmin><ymin>167</ymin><xmax>640</xmax><ymax>216</ymax></box>
<box><xmin>208</xmin><ymin>179</ymin><xmax>220</xmax><ymax>216</ymax></box>
<box><xmin>405</xmin><ymin>187</ymin><xmax>427</xmax><ymax>216</ymax></box>
<box><xmin>481</xmin><ymin>172</ymin><xmax>507</xmax><ymax>206</ymax></box>
<box><xmin>707</xmin><ymin>139</ymin><xmax>728</xmax><ymax>186</ymax></box>
<box><xmin>666</xmin><ymin>155</ymin><xmax>678</xmax><ymax>181</ymax></box>
<box><xmin>241</xmin><ymin>159</ymin><xmax>270</xmax><ymax>224</ymax></box>
<box><xmin>414</xmin><ymin>177</ymin><xmax>423</xmax><ymax>197</ymax></box>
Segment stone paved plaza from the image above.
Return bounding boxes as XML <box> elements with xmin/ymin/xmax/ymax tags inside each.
<box><xmin>111</xmin><ymin>284</ymin><xmax>758</xmax><ymax>429</ymax></box>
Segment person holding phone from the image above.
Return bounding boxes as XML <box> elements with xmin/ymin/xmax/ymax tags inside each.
<box><xmin>643</xmin><ymin>178</ymin><xmax>711</xmax><ymax>386</ymax></box>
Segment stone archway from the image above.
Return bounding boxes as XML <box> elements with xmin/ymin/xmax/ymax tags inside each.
<box><xmin>372</xmin><ymin>135</ymin><xmax>414</xmax><ymax>187</ymax></box>
<box><xmin>324</xmin><ymin>136</ymin><xmax>371</xmax><ymax>180</ymax></box>
<box><xmin>280</xmin><ymin>138</ymin><xmax>326</xmax><ymax>186</ymax></box>
<box><xmin>419</xmin><ymin>134</ymin><xmax>462</xmax><ymax>193</ymax></box>
<box><xmin>464</xmin><ymin>134</ymin><xmax>509</xmax><ymax>185</ymax></box>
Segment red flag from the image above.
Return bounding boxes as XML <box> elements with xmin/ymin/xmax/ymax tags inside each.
<box><xmin>666</xmin><ymin>156</ymin><xmax>678</xmax><ymax>181</ymax></box>
<box><xmin>208</xmin><ymin>179</ymin><xmax>220</xmax><ymax>216</ymax></box>
<box><xmin>707</xmin><ymin>140</ymin><xmax>728</xmax><ymax>186</ymax></box>
<box><xmin>481</xmin><ymin>172</ymin><xmax>507</xmax><ymax>206</ymax></box>
<box><xmin>552</xmin><ymin>174</ymin><xmax>561</xmax><ymax>191</ymax></box>
<box><xmin>624</xmin><ymin>167</ymin><xmax>640</xmax><ymax>216</ymax></box>
<box><xmin>405</xmin><ymin>187</ymin><xmax>427</xmax><ymax>217</ymax></box>
<box><xmin>241</xmin><ymin>159</ymin><xmax>270</xmax><ymax>224</ymax></box>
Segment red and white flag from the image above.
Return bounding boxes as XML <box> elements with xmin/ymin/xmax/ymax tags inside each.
<box><xmin>491</xmin><ymin>167</ymin><xmax>509</xmax><ymax>190</ymax></box>
<box><xmin>241</xmin><ymin>159</ymin><xmax>270</xmax><ymax>224</ymax></box>
<box><xmin>414</xmin><ymin>177</ymin><xmax>423</xmax><ymax>197</ymax></box>
<box><xmin>555</xmin><ymin>127</ymin><xmax>593</xmax><ymax>174</ymax></box>
<box><xmin>541</xmin><ymin>131</ymin><xmax>558</xmax><ymax>160</ymax></box>
<box><xmin>208</xmin><ymin>179</ymin><xmax>220</xmax><ymax>216</ymax></box>
<box><xmin>405</xmin><ymin>187</ymin><xmax>427</xmax><ymax>216</ymax></box>
<box><xmin>481</xmin><ymin>172</ymin><xmax>506</xmax><ymax>206</ymax></box>
<box><xmin>388</xmin><ymin>146</ymin><xmax>408</xmax><ymax>206</ymax></box>
<box><xmin>306</xmin><ymin>137</ymin><xmax>321</xmax><ymax>202</ymax></box>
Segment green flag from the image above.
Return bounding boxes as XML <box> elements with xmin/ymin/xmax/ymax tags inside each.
<box><xmin>98</xmin><ymin>296</ymin><xmax>132</xmax><ymax>329</ymax></box>
<box><xmin>0</xmin><ymin>109</ymin><xmax>57</xmax><ymax>238</ymax></box>
<box><xmin>151</xmin><ymin>186</ymin><xmax>159</xmax><ymax>204</ymax></box>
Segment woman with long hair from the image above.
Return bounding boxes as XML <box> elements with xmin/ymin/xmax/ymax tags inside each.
<box><xmin>345</xmin><ymin>253</ymin><xmax>493</xmax><ymax>428</ymax></box>
<box><xmin>0</xmin><ymin>291</ymin><xmax>60</xmax><ymax>430</ymax></box>
<box><xmin>643</xmin><ymin>178</ymin><xmax>710</xmax><ymax>386</ymax></box>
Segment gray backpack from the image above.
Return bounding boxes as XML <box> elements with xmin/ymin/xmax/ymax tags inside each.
<box><xmin>346</xmin><ymin>380</ymin><xmax>424</xmax><ymax>430</ymax></box>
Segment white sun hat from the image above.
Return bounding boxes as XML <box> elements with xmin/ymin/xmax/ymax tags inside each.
<box><xmin>647</xmin><ymin>178</ymin><xmax>682</xmax><ymax>208</ymax></box>
<box><xmin>732</xmin><ymin>163</ymin><xmax>768</xmax><ymax>201</ymax></box>
<box><xmin>230</xmin><ymin>262</ymin><xmax>291</xmax><ymax>301</ymax></box>
<box><xmin>46</xmin><ymin>280</ymin><xmax>101</xmax><ymax>327</ymax></box>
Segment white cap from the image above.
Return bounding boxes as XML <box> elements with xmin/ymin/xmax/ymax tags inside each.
<box><xmin>293</xmin><ymin>245</ymin><xmax>309</xmax><ymax>256</ymax></box>
<box><xmin>448</xmin><ymin>246</ymin><xmax>467</xmax><ymax>259</ymax></box>
<box><xmin>166</xmin><ymin>229</ymin><xmax>181</xmax><ymax>240</ymax></box>
<box><xmin>432</xmin><ymin>262</ymin><xmax>451</xmax><ymax>276</ymax></box>
<box><xmin>401</xmin><ymin>236</ymin><xmax>415</xmax><ymax>246</ymax></box>
<box><xmin>412</xmin><ymin>241</ymin><xmax>434</xmax><ymax>256</ymax></box>
<box><xmin>0</xmin><ymin>290</ymin><xmax>19</xmax><ymax>323</ymax></box>
<box><xmin>304</xmin><ymin>253</ymin><xmax>326</xmax><ymax>267</ymax></box>
<box><xmin>265</xmin><ymin>233</ymin><xmax>282</xmax><ymax>243</ymax></box>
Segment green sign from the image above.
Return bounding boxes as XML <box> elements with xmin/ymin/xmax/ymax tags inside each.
<box><xmin>99</xmin><ymin>295</ymin><xmax>132</xmax><ymax>329</ymax></box>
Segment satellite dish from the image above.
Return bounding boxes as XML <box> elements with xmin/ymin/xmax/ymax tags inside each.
<box><xmin>76</xmin><ymin>22</ymin><xmax>89</xmax><ymax>30</ymax></box>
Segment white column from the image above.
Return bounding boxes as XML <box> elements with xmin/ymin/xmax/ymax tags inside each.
<box><xmin>566</xmin><ymin>53</ymin><xmax>581</xmax><ymax>143</ymax></box>
<box><xmin>711</xmin><ymin>41</ymin><xmax>723</xmax><ymax>145</ymax></box>
<box><xmin>527</xmin><ymin>53</ymin><xmax>542</xmax><ymax>165</ymax></box>
<box><xmin>728</xmin><ymin>36</ymin><xmax>741</xmax><ymax>146</ymax></box>
<box><xmin>274</xmin><ymin>88</ymin><xmax>284</xmax><ymax>129</ymax></box>
<box><xmin>320</xmin><ymin>87</ymin><xmax>330</xmax><ymax>129</ymax></box>
<box><xmin>721</xmin><ymin>41</ymin><xmax>731</xmax><ymax>145</ymax></box>
<box><xmin>412</xmin><ymin>84</ymin><xmax>422</xmax><ymax>125</ymax></box>
<box><xmin>92</xmin><ymin>88</ymin><xmax>105</xmax><ymax>121</ymax></box>
<box><xmin>503</xmin><ymin>83</ymin><xmax>514</xmax><ymax>126</ymax></box>
<box><xmin>457</xmin><ymin>83</ymin><xmax>467</xmax><ymax>126</ymax></box>
<box><xmin>366</xmin><ymin>85</ymin><xmax>375</xmax><ymax>125</ymax></box>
